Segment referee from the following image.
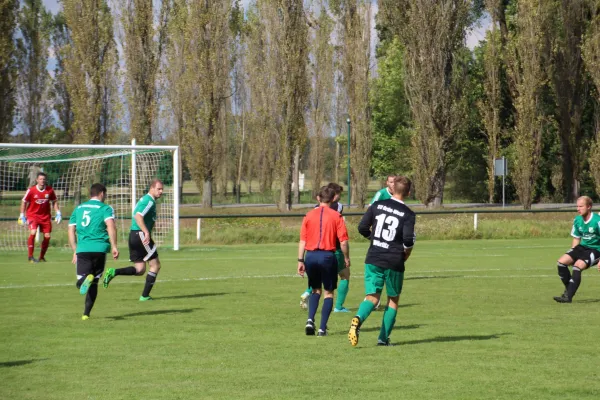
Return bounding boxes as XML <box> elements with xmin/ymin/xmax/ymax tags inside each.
<box><xmin>103</xmin><ymin>179</ymin><xmax>164</xmax><ymax>301</ymax></box>
<box><xmin>298</xmin><ymin>186</ymin><xmax>350</xmax><ymax>336</ymax></box>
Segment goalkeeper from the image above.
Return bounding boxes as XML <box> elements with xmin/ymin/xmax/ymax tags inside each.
<box><xmin>19</xmin><ymin>172</ymin><xmax>61</xmax><ymax>263</ymax></box>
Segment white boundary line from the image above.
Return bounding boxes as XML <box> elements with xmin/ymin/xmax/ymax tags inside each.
<box><xmin>1</xmin><ymin>272</ymin><xmax>597</xmax><ymax>290</ymax></box>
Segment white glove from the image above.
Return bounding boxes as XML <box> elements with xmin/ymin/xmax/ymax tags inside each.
<box><xmin>18</xmin><ymin>213</ymin><xmax>26</xmax><ymax>225</ymax></box>
<box><xmin>55</xmin><ymin>211</ymin><xmax>62</xmax><ymax>224</ymax></box>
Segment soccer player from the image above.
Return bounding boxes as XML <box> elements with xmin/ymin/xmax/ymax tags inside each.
<box><xmin>348</xmin><ymin>176</ymin><xmax>416</xmax><ymax>346</ymax></box>
<box><xmin>553</xmin><ymin>196</ymin><xmax>600</xmax><ymax>303</ymax></box>
<box><xmin>298</xmin><ymin>186</ymin><xmax>350</xmax><ymax>336</ymax></box>
<box><xmin>19</xmin><ymin>172</ymin><xmax>61</xmax><ymax>263</ymax></box>
<box><xmin>103</xmin><ymin>179</ymin><xmax>164</xmax><ymax>301</ymax></box>
<box><xmin>68</xmin><ymin>183</ymin><xmax>119</xmax><ymax>320</ymax></box>
<box><xmin>300</xmin><ymin>183</ymin><xmax>351</xmax><ymax>312</ymax></box>
<box><xmin>369</xmin><ymin>174</ymin><xmax>396</xmax><ymax>205</ymax></box>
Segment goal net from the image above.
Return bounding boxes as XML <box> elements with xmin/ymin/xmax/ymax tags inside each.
<box><xmin>0</xmin><ymin>143</ymin><xmax>180</xmax><ymax>252</ymax></box>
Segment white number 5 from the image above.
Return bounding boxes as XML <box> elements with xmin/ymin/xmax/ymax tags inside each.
<box><xmin>81</xmin><ymin>210</ymin><xmax>91</xmax><ymax>227</ymax></box>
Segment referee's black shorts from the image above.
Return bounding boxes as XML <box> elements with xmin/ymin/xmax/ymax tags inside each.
<box><xmin>76</xmin><ymin>252</ymin><xmax>106</xmax><ymax>280</ymax></box>
<box><xmin>129</xmin><ymin>230</ymin><xmax>159</xmax><ymax>263</ymax></box>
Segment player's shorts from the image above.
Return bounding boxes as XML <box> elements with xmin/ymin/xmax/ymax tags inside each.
<box><xmin>129</xmin><ymin>230</ymin><xmax>159</xmax><ymax>262</ymax></box>
<box><xmin>28</xmin><ymin>219</ymin><xmax>52</xmax><ymax>233</ymax></box>
<box><xmin>335</xmin><ymin>249</ymin><xmax>346</xmax><ymax>273</ymax></box>
<box><xmin>364</xmin><ymin>263</ymin><xmax>404</xmax><ymax>297</ymax></box>
<box><xmin>565</xmin><ymin>245</ymin><xmax>600</xmax><ymax>267</ymax></box>
<box><xmin>305</xmin><ymin>250</ymin><xmax>338</xmax><ymax>291</ymax></box>
<box><xmin>76</xmin><ymin>252</ymin><xmax>106</xmax><ymax>280</ymax></box>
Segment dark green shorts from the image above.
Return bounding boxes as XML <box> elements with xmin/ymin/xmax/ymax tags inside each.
<box><xmin>364</xmin><ymin>264</ymin><xmax>404</xmax><ymax>297</ymax></box>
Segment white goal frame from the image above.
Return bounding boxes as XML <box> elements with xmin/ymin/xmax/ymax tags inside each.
<box><xmin>0</xmin><ymin>142</ymin><xmax>180</xmax><ymax>251</ymax></box>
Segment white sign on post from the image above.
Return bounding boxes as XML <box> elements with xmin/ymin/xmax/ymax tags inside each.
<box><xmin>494</xmin><ymin>157</ymin><xmax>507</xmax><ymax>208</ymax></box>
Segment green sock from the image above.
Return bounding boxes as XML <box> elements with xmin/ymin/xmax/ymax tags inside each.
<box><xmin>356</xmin><ymin>300</ymin><xmax>376</xmax><ymax>324</ymax></box>
<box><xmin>378</xmin><ymin>306</ymin><xmax>398</xmax><ymax>342</ymax></box>
<box><xmin>335</xmin><ymin>279</ymin><xmax>349</xmax><ymax>309</ymax></box>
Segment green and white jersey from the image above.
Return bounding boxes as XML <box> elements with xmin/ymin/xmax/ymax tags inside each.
<box><xmin>370</xmin><ymin>188</ymin><xmax>393</xmax><ymax>205</ymax></box>
<box><xmin>131</xmin><ymin>193</ymin><xmax>156</xmax><ymax>232</ymax></box>
<box><xmin>571</xmin><ymin>213</ymin><xmax>600</xmax><ymax>251</ymax></box>
<box><xmin>69</xmin><ymin>199</ymin><xmax>115</xmax><ymax>253</ymax></box>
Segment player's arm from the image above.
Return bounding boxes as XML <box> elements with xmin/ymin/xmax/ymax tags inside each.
<box><xmin>19</xmin><ymin>190</ymin><xmax>30</xmax><ymax>224</ymax></box>
<box><xmin>106</xmin><ymin>218</ymin><xmax>119</xmax><ymax>260</ymax></box>
<box><xmin>570</xmin><ymin>221</ymin><xmax>581</xmax><ymax>248</ymax></box>
<box><xmin>134</xmin><ymin>213</ymin><xmax>151</xmax><ymax>245</ymax></box>
<box><xmin>297</xmin><ymin>216</ymin><xmax>309</xmax><ymax>276</ymax></box>
<box><xmin>357</xmin><ymin>206</ymin><xmax>374</xmax><ymax>238</ymax></box>
<box><xmin>52</xmin><ymin>191</ymin><xmax>61</xmax><ymax>223</ymax></box>
<box><xmin>68</xmin><ymin>224</ymin><xmax>77</xmax><ymax>264</ymax></box>
<box><xmin>402</xmin><ymin>213</ymin><xmax>417</xmax><ymax>261</ymax></box>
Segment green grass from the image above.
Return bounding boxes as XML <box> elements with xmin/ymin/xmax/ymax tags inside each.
<box><xmin>2</xmin><ymin>239</ymin><xmax>600</xmax><ymax>399</ymax></box>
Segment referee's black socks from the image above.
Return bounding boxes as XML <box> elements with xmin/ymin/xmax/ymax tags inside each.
<box><xmin>142</xmin><ymin>271</ymin><xmax>157</xmax><ymax>297</ymax></box>
<box><xmin>115</xmin><ymin>266</ymin><xmax>137</xmax><ymax>276</ymax></box>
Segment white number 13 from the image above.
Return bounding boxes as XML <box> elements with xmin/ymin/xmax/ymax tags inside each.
<box><xmin>374</xmin><ymin>214</ymin><xmax>399</xmax><ymax>241</ymax></box>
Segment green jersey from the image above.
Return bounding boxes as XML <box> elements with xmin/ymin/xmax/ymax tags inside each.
<box><xmin>571</xmin><ymin>213</ymin><xmax>600</xmax><ymax>251</ymax></box>
<box><xmin>69</xmin><ymin>199</ymin><xmax>115</xmax><ymax>253</ymax></box>
<box><xmin>131</xmin><ymin>193</ymin><xmax>157</xmax><ymax>232</ymax></box>
<box><xmin>370</xmin><ymin>188</ymin><xmax>393</xmax><ymax>204</ymax></box>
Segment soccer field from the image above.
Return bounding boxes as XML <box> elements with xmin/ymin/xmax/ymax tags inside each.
<box><xmin>2</xmin><ymin>239</ymin><xmax>600</xmax><ymax>399</ymax></box>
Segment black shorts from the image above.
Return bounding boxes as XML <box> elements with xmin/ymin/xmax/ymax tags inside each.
<box><xmin>76</xmin><ymin>252</ymin><xmax>107</xmax><ymax>280</ymax></box>
<box><xmin>305</xmin><ymin>250</ymin><xmax>338</xmax><ymax>291</ymax></box>
<box><xmin>566</xmin><ymin>245</ymin><xmax>600</xmax><ymax>267</ymax></box>
<box><xmin>129</xmin><ymin>230</ymin><xmax>159</xmax><ymax>262</ymax></box>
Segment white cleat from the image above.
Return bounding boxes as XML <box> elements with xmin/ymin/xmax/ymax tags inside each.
<box><xmin>300</xmin><ymin>292</ymin><xmax>310</xmax><ymax>310</ymax></box>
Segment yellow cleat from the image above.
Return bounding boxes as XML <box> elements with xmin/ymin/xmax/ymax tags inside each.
<box><xmin>81</xmin><ymin>315</ymin><xmax>89</xmax><ymax>321</ymax></box>
<box><xmin>348</xmin><ymin>316</ymin><xmax>361</xmax><ymax>347</ymax></box>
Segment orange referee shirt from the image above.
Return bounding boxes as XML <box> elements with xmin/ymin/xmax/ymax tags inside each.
<box><xmin>300</xmin><ymin>205</ymin><xmax>349</xmax><ymax>251</ymax></box>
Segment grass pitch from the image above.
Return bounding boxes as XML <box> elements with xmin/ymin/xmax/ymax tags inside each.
<box><xmin>2</xmin><ymin>239</ymin><xmax>600</xmax><ymax>399</ymax></box>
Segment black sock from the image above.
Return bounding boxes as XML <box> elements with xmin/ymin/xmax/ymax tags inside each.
<box><xmin>84</xmin><ymin>281</ymin><xmax>98</xmax><ymax>316</ymax></box>
<box><xmin>320</xmin><ymin>298</ymin><xmax>333</xmax><ymax>332</ymax></box>
<box><xmin>76</xmin><ymin>276</ymin><xmax>86</xmax><ymax>289</ymax></box>
<box><xmin>115</xmin><ymin>266</ymin><xmax>137</xmax><ymax>276</ymax></box>
<box><xmin>557</xmin><ymin>262</ymin><xmax>571</xmax><ymax>289</ymax></box>
<box><xmin>567</xmin><ymin>267</ymin><xmax>582</xmax><ymax>299</ymax></box>
<box><xmin>142</xmin><ymin>271</ymin><xmax>157</xmax><ymax>297</ymax></box>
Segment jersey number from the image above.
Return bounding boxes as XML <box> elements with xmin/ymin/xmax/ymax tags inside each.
<box><xmin>81</xmin><ymin>210</ymin><xmax>91</xmax><ymax>227</ymax></box>
<box><xmin>374</xmin><ymin>214</ymin><xmax>399</xmax><ymax>241</ymax></box>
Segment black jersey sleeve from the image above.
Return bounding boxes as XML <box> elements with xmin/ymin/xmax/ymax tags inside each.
<box><xmin>403</xmin><ymin>212</ymin><xmax>416</xmax><ymax>249</ymax></box>
<box><xmin>358</xmin><ymin>206</ymin><xmax>373</xmax><ymax>238</ymax></box>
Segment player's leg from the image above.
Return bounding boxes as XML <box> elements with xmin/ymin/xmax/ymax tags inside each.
<box><xmin>104</xmin><ymin>232</ymin><xmax>146</xmax><ymax>288</ymax></box>
<box><xmin>318</xmin><ymin>253</ymin><xmax>337</xmax><ymax>335</ymax></box>
<box><xmin>349</xmin><ymin>264</ymin><xmax>383</xmax><ymax>346</ymax></box>
<box><xmin>38</xmin><ymin>222</ymin><xmax>52</xmax><ymax>261</ymax></box>
<box><xmin>377</xmin><ymin>270</ymin><xmax>404</xmax><ymax>346</ymax></box>
<box><xmin>334</xmin><ymin>250</ymin><xmax>350</xmax><ymax>312</ymax></box>
<box><xmin>560</xmin><ymin>256</ymin><xmax>592</xmax><ymax>302</ymax></box>
<box><xmin>82</xmin><ymin>253</ymin><xmax>106</xmax><ymax>319</ymax></box>
<box><xmin>140</xmin><ymin>256</ymin><xmax>160</xmax><ymax>301</ymax></box>
<box><xmin>27</xmin><ymin>222</ymin><xmax>38</xmax><ymax>262</ymax></box>
<box><xmin>555</xmin><ymin>252</ymin><xmax>575</xmax><ymax>298</ymax></box>
<box><xmin>75</xmin><ymin>253</ymin><xmax>94</xmax><ymax>319</ymax></box>
<box><xmin>304</xmin><ymin>251</ymin><xmax>323</xmax><ymax>335</ymax></box>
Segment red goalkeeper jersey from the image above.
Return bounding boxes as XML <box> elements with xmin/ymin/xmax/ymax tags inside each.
<box><xmin>23</xmin><ymin>185</ymin><xmax>57</xmax><ymax>222</ymax></box>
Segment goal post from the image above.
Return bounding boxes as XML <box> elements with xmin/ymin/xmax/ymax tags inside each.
<box><xmin>0</xmin><ymin>143</ymin><xmax>180</xmax><ymax>251</ymax></box>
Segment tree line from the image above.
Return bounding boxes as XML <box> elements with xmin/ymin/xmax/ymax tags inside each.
<box><xmin>2</xmin><ymin>0</ymin><xmax>600</xmax><ymax>209</ymax></box>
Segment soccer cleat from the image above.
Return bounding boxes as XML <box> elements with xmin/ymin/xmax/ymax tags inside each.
<box><xmin>139</xmin><ymin>296</ymin><xmax>153</xmax><ymax>301</ymax></box>
<box><xmin>79</xmin><ymin>274</ymin><xmax>94</xmax><ymax>295</ymax></box>
<box><xmin>553</xmin><ymin>294</ymin><xmax>572</xmax><ymax>303</ymax></box>
<box><xmin>38</xmin><ymin>257</ymin><xmax>47</xmax><ymax>262</ymax></box>
<box><xmin>334</xmin><ymin>307</ymin><xmax>350</xmax><ymax>313</ymax></box>
<box><xmin>103</xmin><ymin>268</ymin><xmax>116</xmax><ymax>288</ymax></box>
<box><xmin>81</xmin><ymin>315</ymin><xmax>89</xmax><ymax>321</ymax></box>
<box><xmin>348</xmin><ymin>316</ymin><xmax>361</xmax><ymax>346</ymax></box>
<box><xmin>305</xmin><ymin>319</ymin><xmax>316</xmax><ymax>336</ymax></box>
<box><xmin>28</xmin><ymin>257</ymin><xmax>38</xmax><ymax>263</ymax></box>
<box><xmin>317</xmin><ymin>329</ymin><xmax>327</xmax><ymax>337</ymax></box>
<box><xmin>300</xmin><ymin>292</ymin><xmax>310</xmax><ymax>310</ymax></box>
<box><xmin>377</xmin><ymin>339</ymin><xmax>394</xmax><ymax>346</ymax></box>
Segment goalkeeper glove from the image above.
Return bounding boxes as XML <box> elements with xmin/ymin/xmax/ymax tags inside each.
<box><xmin>55</xmin><ymin>211</ymin><xmax>62</xmax><ymax>224</ymax></box>
<box><xmin>18</xmin><ymin>213</ymin><xmax>26</xmax><ymax>225</ymax></box>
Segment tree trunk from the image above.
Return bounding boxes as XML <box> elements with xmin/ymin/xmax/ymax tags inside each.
<box><xmin>293</xmin><ymin>144</ymin><xmax>300</xmax><ymax>204</ymax></box>
<box><xmin>202</xmin><ymin>177</ymin><xmax>213</xmax><ymax>208</ymax></box>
